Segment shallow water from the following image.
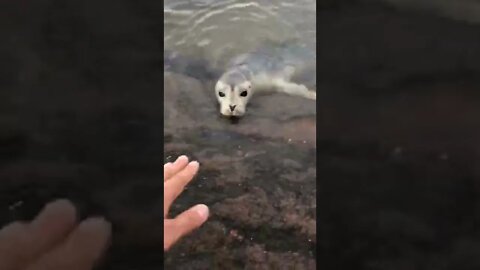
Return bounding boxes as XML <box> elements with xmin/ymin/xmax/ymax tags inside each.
<box><xmin>164</xmin><ymin>0</ymin><xmax>315</xmax><ymax>68</ymax></box>
<box><xmin>164</xmin><ymin>0</ymin><xmax>317</xmax><ymax>268</ymax></box>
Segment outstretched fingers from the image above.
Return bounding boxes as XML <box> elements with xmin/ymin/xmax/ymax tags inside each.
<box><xmin>164</xmin><ymin>161</ymin><xmax>199</xmax><ymax>216</ymax></box>
<box><xmin>164</xmin><ymin>204</ymin><xmax>209</xmax><ymax>251</ymax></box>
<box><xmin>164</xmin><ymin>155</ymin><xmax>189</xmax><ymax>181</ymax></box>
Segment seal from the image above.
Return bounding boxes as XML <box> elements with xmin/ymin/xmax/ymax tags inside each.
<box><xmin>214</xmin><ymin>43</ymin><xmax>316</xmax><ymax>117</ymax></box>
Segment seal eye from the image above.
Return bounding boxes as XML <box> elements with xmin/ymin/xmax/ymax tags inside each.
<box><xmin>240</xmin><ymin>91</ymin><xmax>248</xmax><ymax>97</ymax></box>
<box><xmin>219</xmin><ymin>92</ymin><xmax>225</xmax><ymax>97</ymax></box>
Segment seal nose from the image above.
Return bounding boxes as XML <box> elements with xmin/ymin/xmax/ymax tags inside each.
<box><xmin>229</xmin><ymin>105</ymin><xmax>236</xmax><ymax>112</ymax></box>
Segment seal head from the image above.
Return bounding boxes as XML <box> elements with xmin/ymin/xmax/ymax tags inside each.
<box><xmin>215</xmin><ymin>70</ymin><xmax>252</xmax><ymax>117</ymax></box>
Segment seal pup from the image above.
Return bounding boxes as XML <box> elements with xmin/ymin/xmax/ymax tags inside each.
<box><xmin>214</xmin><ymin>43</ymin><xmax>316</xmax><ymax>117</ymax></box>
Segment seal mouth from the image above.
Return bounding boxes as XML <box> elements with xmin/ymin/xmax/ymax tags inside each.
<box><xmin>228</xmin><ymin>116</ymin><xmax>241</xmax><ymax>124</ymax></box>
<box><xmin>218</xmin><ymin>114</ymin><xmax>241</xmax><ymax>124</ymax></box>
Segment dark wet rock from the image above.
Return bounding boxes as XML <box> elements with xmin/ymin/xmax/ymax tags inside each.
<box><xmin>282</xmin><ymin>158</ymin><xmax>303</xmax><ymax>170</ymax></box>
<box><xmin>231</xmin><ymin>116</ymin><xmax>316</xmax><ymax>147</ymax></box>
<box><xmin>213</xmin><ymin>187</ymin><xmax>276</xmax><ymax>228</ymax></box>
<box><xmin>164</xmin><ymin>71</ymin><xmax>216</xmax><ymax>132</ymax></box>
<box><xmin>212</xmin><ymin>186</ymin><xmax>316</xmax><ymax>242</ymax></box>
<box><xmin>274</xmin><ymin>188</ymin><xmax>317</xmax><ymax>241</ymax></box>
<box><xmin>245</xmin><ymin>244</ymin><xmax>316</xmax><ymax>270</ymax></box>
<box><xmin>169</xmin><ymin>221</ymin><xmax>229</xmax><ymax>255</ymax></box>
<box><xmin>164</xmin><ymin>99</ymin><xmax>317</xmax><ymax>268</ymax></box>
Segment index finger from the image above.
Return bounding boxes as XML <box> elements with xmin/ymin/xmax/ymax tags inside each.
<box><xmin>164</xmin><ymin>155</ymin><xmax>189</xmax><ymax>181</ymax></box>
<box><xmin>164</xmin><ymin>161</ymin><xmax>199</xmax><ymax>217</ymax></box>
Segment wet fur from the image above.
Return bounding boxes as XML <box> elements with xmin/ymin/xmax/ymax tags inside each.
<box><xmin>215</xmin><ymin>48</ymin><xmax>316</xmax><ymax>117</ymax></box>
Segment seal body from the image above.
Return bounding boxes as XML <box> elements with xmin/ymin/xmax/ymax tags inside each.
<box><xmin>214</xmin><ymin>43</ymin><xmax>316</xmax><ymax>117</ymax></box>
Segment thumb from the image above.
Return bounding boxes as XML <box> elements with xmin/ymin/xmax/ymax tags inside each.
<box><xmin>164</xmin><ymin>204</ymin><xmax>209</xmax><ymax>250</ymax></box>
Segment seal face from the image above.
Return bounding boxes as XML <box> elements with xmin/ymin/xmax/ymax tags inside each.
<box><xmin>215</xmin><ymin>70</ymin><xmax>253</xmax><ymax>117</ymax></box>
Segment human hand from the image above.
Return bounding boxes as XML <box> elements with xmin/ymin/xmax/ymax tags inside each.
<box><xmin>0</xmin><ymin>199</ymin><xmax>111</xmax><ymax>270</ymax></box>
<box><xmin>164</xmin><ymin>155</ymin><xmax>209</xmax><ymax>251</ymax></box>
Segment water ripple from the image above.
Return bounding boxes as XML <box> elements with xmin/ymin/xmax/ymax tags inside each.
<box><xmin>164</xmin><ymin>0</ymin><xmax>314</xmax><ymax>68</ymax></box>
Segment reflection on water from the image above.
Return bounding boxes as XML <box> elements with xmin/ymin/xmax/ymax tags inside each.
<box><xmin>164</xmin><ymin>0</ymin><xmax>317</xmax><ymax>268</ymax></box>
<box><xmin>164</xmin><ymin>0</ymin><xmax>315</xmax><ymax>68</ymax></box>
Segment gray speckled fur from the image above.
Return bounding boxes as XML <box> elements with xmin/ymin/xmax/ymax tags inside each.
<box><xmin>225</xmin><ymin>43</ymin><xmax>313</xmax><ymax>83</ymax></box>
<box><xmin>215</xmin><ymin>42</ymin><xmax>316</xmax><ymax>117</ymax></box>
